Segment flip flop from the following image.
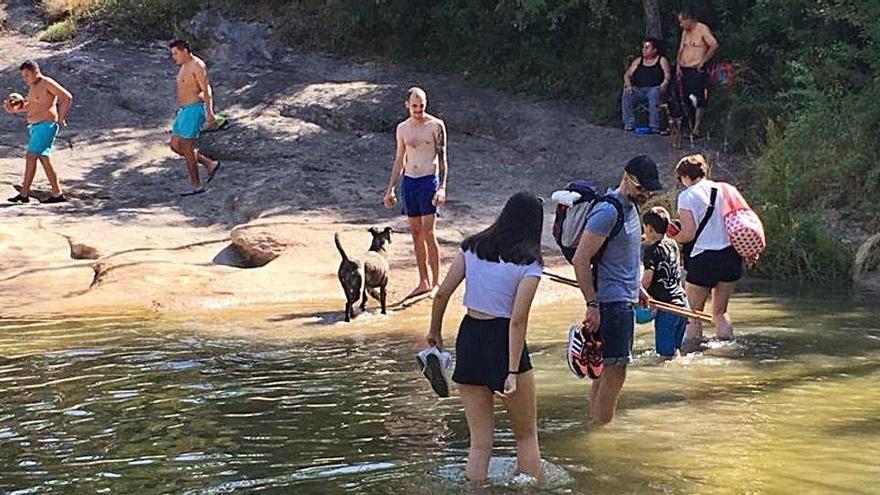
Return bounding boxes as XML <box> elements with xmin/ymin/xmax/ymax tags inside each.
<box><xmin>41</xmin><ymin>194</ymin><xmax>67</xmax><ymax>204</ymax></box>
<box><xmin>206</xmin><ymin>161</ymin><xmax>222</xmax><ymax>185</ymax></box>
<box><xmin>203</xmin><ymin>114</ymin><xmax>230</xmax><ymax>133</ymax></box>
<box><xmin>180</xmin><ymin>187</ymin><xmax>207</xmax><ymax>197</ymax></box>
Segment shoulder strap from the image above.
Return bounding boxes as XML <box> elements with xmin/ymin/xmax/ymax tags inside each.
<box><xmin>693</xmin><ymin>187</ymin><xmax>718</xmax><ymax>246</ymax></box>
<box><xmin>583</xmin><ymin>196</ymin><xmax>624</xmax><ymax>244</ymax></box>
<box><xmin>603</xmin><ymin>196</ymin><xmax>625</xmax><ymax>240</ymax></box>
<box><xmin>588</xmin><ymin>196</ymin><xmax>626</xmax><ymax>291</ymax></box>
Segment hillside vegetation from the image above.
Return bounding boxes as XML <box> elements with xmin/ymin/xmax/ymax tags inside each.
<box><xmin>30</xmin><ymin>0</ymin><xmax>880</xmax><ymax>282</ymax></box>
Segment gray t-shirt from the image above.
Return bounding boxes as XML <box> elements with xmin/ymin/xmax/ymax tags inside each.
<box><xmin>583</xmin><ymin>189</ymin><xmax>642</xmax><ymax>303</ymax></box>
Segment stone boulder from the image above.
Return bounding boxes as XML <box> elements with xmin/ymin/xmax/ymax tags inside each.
<box><xmin>854</xmin><ymin>233</ymin><xmax>880</xmax><ymax>292</ymax></box>
<box><xmin>229</xmin><ymin>223</ymin><xmax>306</xmax><ymax>267</ymax></box>
<box><xmin>185</xmin><ymin>10</ymin><xmax>277</xmax><ymax>67</ymax></box>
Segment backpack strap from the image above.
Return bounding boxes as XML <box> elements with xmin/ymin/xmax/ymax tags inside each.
<box><xmin>588</xmin><ymin>195</ymin><xmax>626</xmax><ymax>290</ymax></box>
<box><xmin>596</xmin><ymin>195</ymin><xmax>625</xmax><ymax>249</ymax></box>
<box><xmin>691</xmin><ymin>187</ymin><xmax>718</xmax><ymax>253</ymax></box>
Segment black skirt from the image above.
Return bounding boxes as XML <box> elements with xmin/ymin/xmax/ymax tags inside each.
<box><xmin>452</xmin><ymin>315</ymin><xmax>533</xmax><ymax>393</ymax></box>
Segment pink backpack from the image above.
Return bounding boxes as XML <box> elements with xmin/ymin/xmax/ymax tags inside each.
<box><xmin>720</xmin><ymin>183</ymin><xmax>765</xmax><ymax>265</ymax></box>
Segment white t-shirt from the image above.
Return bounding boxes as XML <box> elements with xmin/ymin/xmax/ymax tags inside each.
<box><xmin>677</xmin><ymin>179</ymin><xmax>730</xmax><ymax>257</ymax></box>
<box><xmin>461</xmin><ymin>249</ymin><xmax>543</xmax><ymax>318</ymax></box>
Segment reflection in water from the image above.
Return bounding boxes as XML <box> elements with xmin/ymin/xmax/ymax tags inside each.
<box><xmin>0</xmin><ymin>288</ymin><xmax>878</xmax><ymax>494</ymax></box>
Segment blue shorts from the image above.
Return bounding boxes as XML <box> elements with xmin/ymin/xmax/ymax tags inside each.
<box><xmin>654</xmin><ymin>309</ymin><xmax>688</xmax><ymax>357</ymax></box>
<box><xmin>26</xmin><ymin>121</ymin><xmax>59</xmax><ymax>157</ymax></box>
<box><xmin>400</xmin><ymin>174</ymin><xmax>438</xmax><ymax>218</ymax></box>
<box><xmin>171</xmin><ymin>102</ymin><xmax>206</xmax><ymax>140</ymax></box>
<box><xmin>598</xmin><ymin>301</ymin><xmax>635</xmax><ymax>365</ymax></box>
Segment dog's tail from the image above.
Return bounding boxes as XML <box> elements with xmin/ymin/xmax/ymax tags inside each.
<box><xmin>334</xmin><ymin>233</ymin><xmax>350</xmax><ymax>263</ymax></box>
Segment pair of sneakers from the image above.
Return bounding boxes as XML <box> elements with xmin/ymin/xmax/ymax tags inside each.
<box><xmin>416</xmin><ymin>346</ymin><xmax>452</xmax><ymax>397</ymax></box>
<box><xmin>567</xmin><ymin>324</ymin><xmax>604</xmax><ymax>379</ymax></box>
<box><xmin>8</xmin><ymin>194</ymin><xmax>66</xmax><ymax>204</ymax></box>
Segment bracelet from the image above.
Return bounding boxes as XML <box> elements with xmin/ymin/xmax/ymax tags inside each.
<box><xmin>586</xmin><ymin>299</ymin><xmax>599</xmax><ymax>308</ymax></box>
<box><xmin>508</xmin><ymin>370</ymin><xmax>521</xmax><ymax>374</ymax></box>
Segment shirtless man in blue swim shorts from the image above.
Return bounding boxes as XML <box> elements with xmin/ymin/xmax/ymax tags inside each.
<box><xmin>3</xmin><ymin>60</ymin><xmax>72</xmax><ymax>204</ymax></box>
<box><xmin>169</xmin><ymin>40</ymin><xmax>221</xmax><ymax>196</ymax></box>
<box><xmin>383</xmin><ymin>87</ymin><xmax>449</xmax><ymax>298</ymax></box>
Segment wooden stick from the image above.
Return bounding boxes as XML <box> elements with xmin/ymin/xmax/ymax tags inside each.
<box><xmin>543</xmin><ymin>270</ymin><xmax>576</xmax><ymax>284</ymax></box>
<box><xmin>542</xmin><ymin>271</ymin><xmax>713</xmax><ymax>322</ymax></box>
<box><xmin>649</xmin><ymin>299</ymin><xmax>713</xmax><ymax>322</ymax></box>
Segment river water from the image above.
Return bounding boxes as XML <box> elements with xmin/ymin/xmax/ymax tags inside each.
<box><xmin>1</xmin><ymin>284</ymin><xmax>878</xmax><ymax>494</ymax></box>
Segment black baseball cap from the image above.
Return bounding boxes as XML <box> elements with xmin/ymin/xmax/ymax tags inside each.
<box><xmin>624</xmin><ymin>155</ymin><xmax>663</xmax><ymax>191</ymax></box>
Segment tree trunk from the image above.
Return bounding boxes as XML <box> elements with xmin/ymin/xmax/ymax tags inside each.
<box><xmin>643</xmin><ymin>0</ymin><xmax>662</xmax><ymax>39</ymax></box>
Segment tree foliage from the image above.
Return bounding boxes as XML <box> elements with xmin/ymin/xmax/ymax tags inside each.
<box><xmin>83</xmin><ymin>0</ymin><xmax>880</xmax><ymax>281</ymax></box>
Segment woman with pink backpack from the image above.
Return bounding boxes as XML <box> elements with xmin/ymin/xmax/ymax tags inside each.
<box><xmin>670</xmin><ymin>154</ymin><xmax>765</xmax><ymax>354</ymax></box>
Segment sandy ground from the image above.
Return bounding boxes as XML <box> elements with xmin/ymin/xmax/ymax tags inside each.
<box><xmin>0</xmin><ymin>2</ymin><xmax>737</xmax><ymax>320</ymax></box>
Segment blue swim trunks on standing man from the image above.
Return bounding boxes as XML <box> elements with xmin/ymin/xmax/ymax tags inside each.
<box><xmin>171</xmin><ymin>102</ymin><xmax>206</xmax><ymax>140</ymax></box>
<box><xmin>27</xmin><ymin>121</ymin><xmax>59</xmax><ymax>157</ymax></box>
<box><xmin>400</xmin><ymin>174</ymin><xmax>439</xmax><ymax>217</ymax></box>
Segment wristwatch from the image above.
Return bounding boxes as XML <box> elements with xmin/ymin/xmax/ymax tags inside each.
<box><xmin>586</xmin><ymin>300</ymin><xmax>599</xmax><ymax>308</ymax></box>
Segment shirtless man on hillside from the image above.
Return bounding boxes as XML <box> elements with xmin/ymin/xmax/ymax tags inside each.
<box><xmin>676</xmin><ymin>10</ymin><xmax>719</xmax><ymax>137</ymax></box>
<box><xmin>169</xmin><ymin>39</ymin><xmax>221</xmax><ymax>196</ymax></box>
<box><xmin>383</xmin><ymin>87</ymin><xmax>449</xmax><ymax>298</ymax></box>
<box><xmin>3</xmin><ymin>60</ymin><xmax>72</xmax><ymax>204</ymax></box>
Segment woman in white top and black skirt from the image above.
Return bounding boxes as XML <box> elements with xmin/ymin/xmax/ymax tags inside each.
<box><xmin>671</xmin><ymin>154</ymin><xmax>742</xmax><ymax>353</ymax></box>
<box><xmin>426</xmin><ymin>191</ymin><xmax>544</xmax><ymax>482</ymax></box>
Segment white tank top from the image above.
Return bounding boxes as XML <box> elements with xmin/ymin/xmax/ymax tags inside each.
<box><xmin>461</xmin><ymin>249</ymin><xmax>543</xmax><ymax>318</ymax></box>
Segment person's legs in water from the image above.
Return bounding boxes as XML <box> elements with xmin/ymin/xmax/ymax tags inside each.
<box><xmin>38</xmin><ymin>156</ymin><xmax>63</xmax><ymax>198</ymax></box>
<box><xmin>589</xmin><ymin>302</ymin><xmax>633</xmax><ymax>425</ymax></box>
<box><xmin>501</xmin><ymin>370</ymin><xmax>542</xmax><ymax>479</ymax></box>
<box><xmin>459</xmin><ymin>384</ymin><xmax>495</xmax><ymax>481</ymax></box>
<box><xmin>654</xmin><ymin>311</ymin><xmax>685</xmax><ymax>359</ymax></box>
<box><xmin>590</xmin><ymin>363</ymin><xmax>627</xmax><ymax>426</ymax></box>
<box><xmin>682</xmin><ymin>282</ymin><xmax>711</xmax><ymax>353</ymax></box>
<box><xmin>711</xmin><ymin>281</ymin><xmax>736</xmax><ymax>340</ymax></box>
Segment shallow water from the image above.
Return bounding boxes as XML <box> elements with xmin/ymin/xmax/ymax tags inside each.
<box><xmin>1</xmin><ymin>286</ymin><xmax>879</xmax><ymax>494</ymax></box>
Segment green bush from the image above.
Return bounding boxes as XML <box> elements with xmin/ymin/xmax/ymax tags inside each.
<box><xmin>90</xmin><ymin>0</ymin><xmax>203</xmax><ymax>39</ymax></box>
<box><xmin>750</xmin><ymin>204</ymin><xmax>853</xmax><ymax>282</ymax></box>
<box><xmin>60</xmin><ymin>0</ymin><xmax>880</xmax><ymax>282</ymax></box>
<box><xmin>40</xmin><ymin>17</ymin><xmax>78</xmax><ymax>42</ymax></box>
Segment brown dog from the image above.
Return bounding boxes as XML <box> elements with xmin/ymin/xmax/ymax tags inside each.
<box><xmin>334</xmin><ymin>227</ymin><xmax>392</xmax><ymax>322</ymax></box>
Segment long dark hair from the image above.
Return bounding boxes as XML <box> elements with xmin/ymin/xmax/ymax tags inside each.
<box><xmin>461</xmin><ymin>191</ymin><xmax>543</xmax><ymax>265</ymax></box>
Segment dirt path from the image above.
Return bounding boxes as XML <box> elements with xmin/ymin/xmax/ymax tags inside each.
<box><xmin>0</xmin><ymin>4</ymin><xmax>738</xmax><ymax>319</ymax></box>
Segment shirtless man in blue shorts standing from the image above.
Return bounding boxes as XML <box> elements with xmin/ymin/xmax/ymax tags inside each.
<box><xmin>3</xmin><ymin>60</ymin><xmax>72</xmax><ymax>204</ymax></box>
<box><xmin>383</xmin><ymin>87</ymin><xmax>449</xmax><ymax>298</ymax></box>
<box><xmin>169</xmin><ymin>40</ymin><xmax>221</xmax><ymax>196</ymax></box>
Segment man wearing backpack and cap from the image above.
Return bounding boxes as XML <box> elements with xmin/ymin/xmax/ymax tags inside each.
<box><xmin>569</xmin><ymin>155</ymin><xmax>663</xmax><ymax>426</ymax></box>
